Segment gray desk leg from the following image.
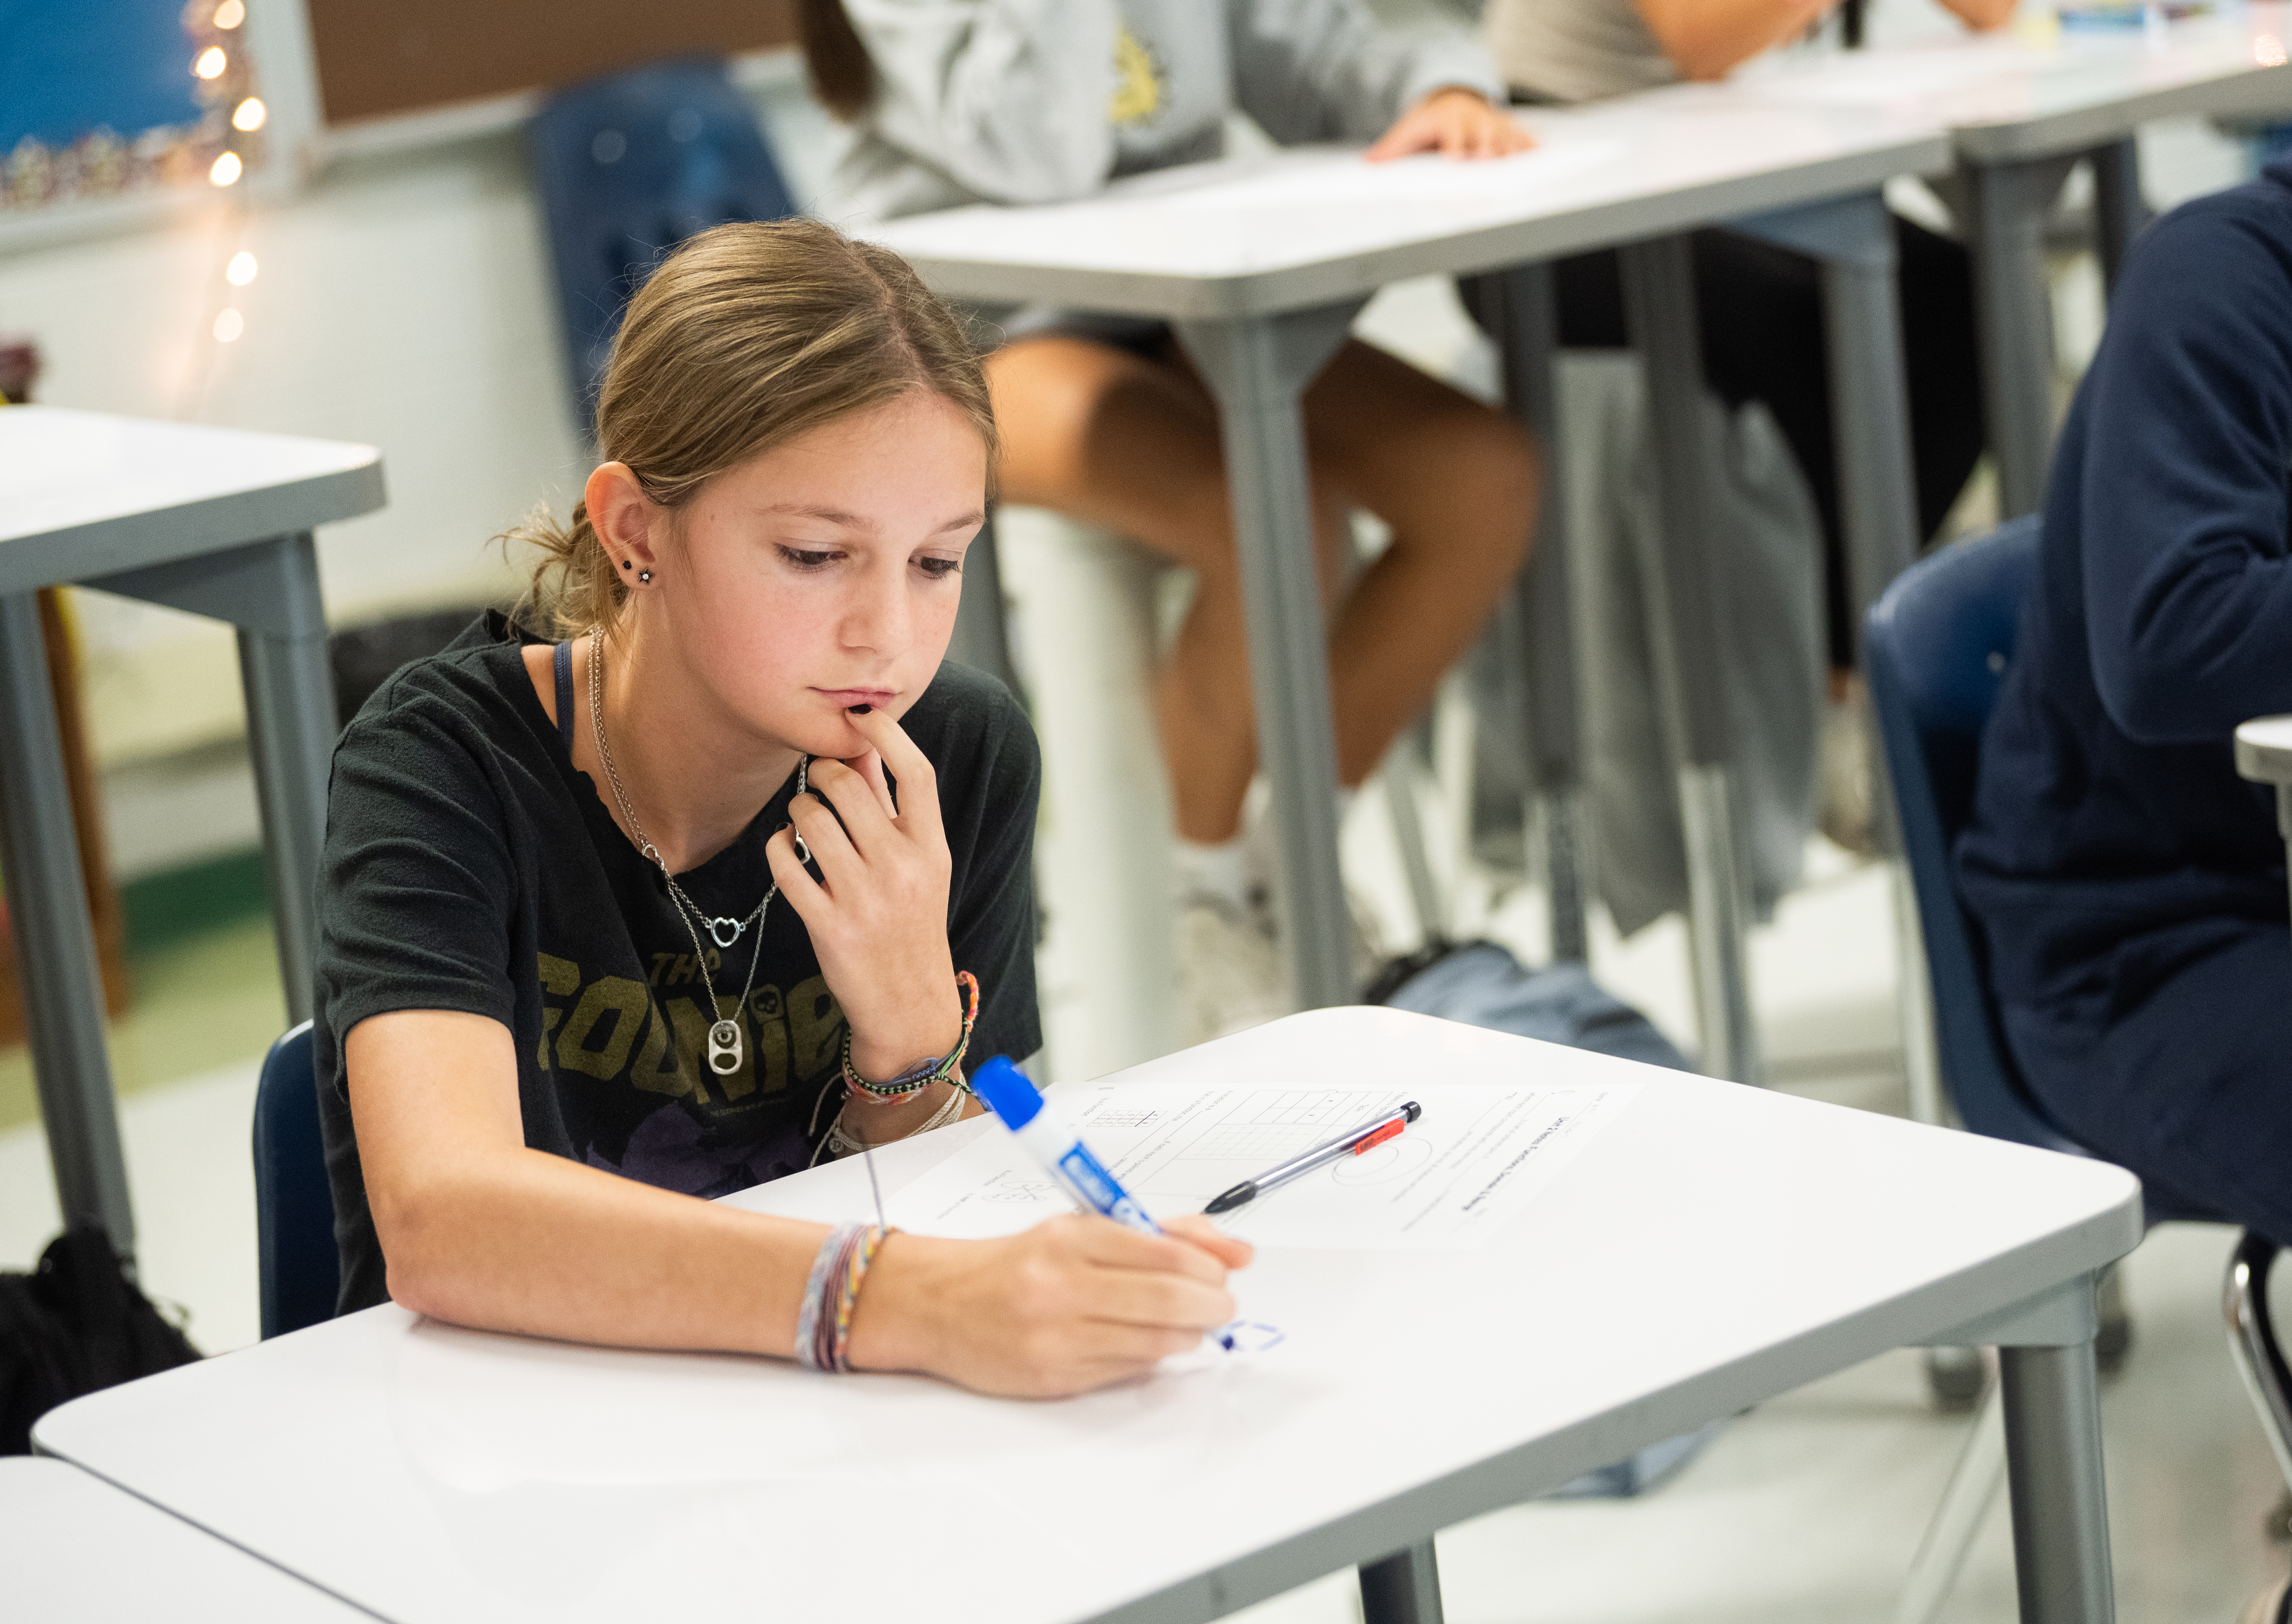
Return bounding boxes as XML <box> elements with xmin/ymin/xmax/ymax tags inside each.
<box><xmin>947</xmin><ymin>510</ymin><xmax>1025</xmax><ymax>700</ymax></box>
<box><xmin>1734</xmin><ymin>192</ymin><xmax>1923</xmax><ymax>639</ymax></box>
<box><xmin>0</xmin><ymin>592</ymin><xmax>135</xmax><ymax>1253</ymax></box>
<box><xmin>1175</xmin><ymin>306</ymin><xmax>1364</xmax><ymax>1012</ymax></box>
<box><xmin>2088</xmin><ymin>139</ymin><xmax>2146</xmax><ymax>300</ymax></box>
<box><xmin>1617</xmin><ymin>236</ymin><xmax>1764</xmax><ymax>1085</ymax></box>
<box><xmin>1999</xmin><ymin>1341</ymin><xmax>2115</xmax><ymax>1623</ymax></box>
<box><xmin>91</xmin><ymin>532</ymin><xmax>337</xmax><ymax>1026</ymax></box>
<box><xmin>1359</xmin><ymin>1540</ymin><xmax>1444</xmax><ymax>1624</ymax></box>
<box><xmin>1488</xmin><ymin>262</ymin><xmax>1588</xmax><ymax>964</ymax></box>
<box><xmin>1965</xmin><ymin>155</ymin><xmax>2078</xmax><ymax>519</ymax></box>
<box><xmin>239</xmin><ymin>626</ymin><xmax>335</xmax><ymax>1025</ymax></box>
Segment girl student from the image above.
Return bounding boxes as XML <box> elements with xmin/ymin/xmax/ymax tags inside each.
<box><xmin>800</xmin><ymin>1</ymin><xmax>1543</xmax><ymax>1040</ymax></box>
<box><xmin>315</xmin><ymin>220</ymin><xmax>1247</xmax><ymax>1397</ymax></box>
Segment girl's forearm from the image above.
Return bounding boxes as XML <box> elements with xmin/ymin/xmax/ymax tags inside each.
<box><xmin>376</xmin><ymin>1145</ymin><xmax>826</xmax><ymax>1354</ymax></box>
<box><xmin>1636</xmin><ymin>0</ymin><xmax>1832</xmax><ymax>80</ymax></box>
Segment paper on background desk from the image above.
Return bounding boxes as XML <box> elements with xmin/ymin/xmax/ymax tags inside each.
<box><xmin>887</xmin><ymin>1078</ymin><xmax>1641</xmax><ymax>1251</ymax></box>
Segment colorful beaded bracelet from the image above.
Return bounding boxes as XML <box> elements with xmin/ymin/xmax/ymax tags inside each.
<box><xmin>794</xmin><ymin>1221</ymin><xmax>888</xmax><ymax>1373</ymax></box>
<box><xmin>840</xmin><ymin>970</ymin><xmax>980</xmax><ymax>1106</ymax></box>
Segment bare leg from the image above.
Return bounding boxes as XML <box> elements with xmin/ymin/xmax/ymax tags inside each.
<box><xmin>1300</xmin><ymin>341</ymin><xmax>1538</xmax><ymax>787</ymax></box>
<box><xmin>986</xmin><ymin>335</ymin><xmax>1536</xmax><ymax>844</ymax></box>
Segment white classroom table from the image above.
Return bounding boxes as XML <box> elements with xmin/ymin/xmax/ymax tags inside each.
<box><xmin>4</xmin><ymin>1456</ymin><xmax>365</xmax><ymax>1620</ymax></box>
<box><xmin>0</xmin><ymin>406</ymin><xmax>383</xmax><ymax>1256</ymax></box>
<box><xmin>872</xmin><ymin>95</ymin><xmax>1952</xmax><ymax>1086</ymax></box>
<box><xmin>1743</xmin><ymin>9</ymin><xmax>2292</xmax><ymax>515</ymax></box>
<box><xmin>36</xmin><ymin>1007</ymin><xmax>2141</xmax><ymax>1624</ymax></box>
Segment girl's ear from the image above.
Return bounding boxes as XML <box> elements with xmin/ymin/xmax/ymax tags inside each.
<box><xmin>584</xmin><ymin>462</ymin><xmax>663</xmax><ymax>577</ymax></box>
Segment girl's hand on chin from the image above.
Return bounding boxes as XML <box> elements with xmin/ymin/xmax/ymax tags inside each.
<box><xmin>767</xmin><ymin>707</ymin><xmax>960</xmax><ymax>1078</ymax></box>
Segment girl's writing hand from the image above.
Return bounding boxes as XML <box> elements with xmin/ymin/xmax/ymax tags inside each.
<box><xmin>767</xmin><ymin>706</ymin><xmax>958</xmax><ymax>1080</ymax></box>
<box><xmin>847</xmin><ymin>1214</ymin><xmax>1255</xmax><ymax>1397</ymax></box>
<box><xmin>1366</xmin><ymin>87</ymin><xmax>1535</xmax><ymax>163</ymax></box>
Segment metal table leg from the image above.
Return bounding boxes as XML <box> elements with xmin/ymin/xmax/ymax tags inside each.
<box><xmin>2000</xmin><ymin>1341</ymin><xmax>2115</xmax><ymax>1623</ymax></box>
<box><xmin>948</xmin><ymin>510</ymin><xmax>1025</xmax><ymax>700</ymax></box>
<box><xmin>0</xmin><ymin>591</ymin><xmax>136</xmax><ymax>1253</ymax></box>
<box><xmin>2088</xmin><ymin>139</ymin><xmax>2147</xmax><ymax>300</ymax></box>
<box><xmin>90</xmin><ymin>532</ymin><xmax>337</xmax><ymax>1025</ymax></box>
<box><xmin>1930</xmin><ymin>1270</ymin><xmax>2118</xmax><ymax>1624</ymax></box>
<box><xmin>1359</xmin><ymin>1539</ymin><xmax>1444</xmax><ymax>1624</ymax></box>
<box><xmin>1965</xmin><ymin>154</ymin><xmax>2079</xmax><ymax>519</ymax></box>
<box><xmin>1616</xmin><ymin>235</ymin><xmax>1764</xmax><ymax>1084</ymax></box>
<box><xmin>1486</xmin><ymin>262</ymin><xmax>1588</xmax><ymax>964</ymax></box>
<box><xmin>1174</xmin><ymin>305</ymin><xmax>1364</xmax><ymax>1012</ymax></box>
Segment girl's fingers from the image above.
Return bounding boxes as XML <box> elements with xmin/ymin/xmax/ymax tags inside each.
<box><xmin>763</xmin><ymin>825</ymin><xmax>829</xmax><ymax>912</ymax></box>
<box><xmin>787</xmin><ymin>790</ymin><xmax>861</xmax><ymax>885</ymax></box>
<box><xmin>807</xmin><ymin>758</ymin><xmax>895</xmax><ymax>854</ymax></box>
<box><xmin>1160</xmin><ymin>1213</ymin><xmax>1255</xmax><ymax>1269</ymax></box>
<box><xmin>842</xmin><ymin>707</ymin><xmax>944</xmax><ymax>838</ymax></box>
<box><xmin>850</xmin><ymin>748</ymin><xmax>897</xmax><ymax>819</ymax></box>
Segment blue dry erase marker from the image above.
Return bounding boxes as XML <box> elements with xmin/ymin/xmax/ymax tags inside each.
<box><xmin>970</xmin><ymin>1056</ymin><xmax>1161</xmax><ymax>1234</ymax></box>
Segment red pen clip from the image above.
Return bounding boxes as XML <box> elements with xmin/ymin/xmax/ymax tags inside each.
<box><xmin>1352</xmin><ymin>1119</ymin><xmax>1406</xmax><ymax>1155</ymax></box>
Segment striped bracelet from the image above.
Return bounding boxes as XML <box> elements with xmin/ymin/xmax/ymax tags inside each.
<box><xmin>840</xmin><ymin>970</ymin><xmax>980</xmax><ymax>1106</ymax></box>
<box><xmin>794</xmin><ymin>1222</ymin><xmax>888</xmax><ymax>1373</ymax></box>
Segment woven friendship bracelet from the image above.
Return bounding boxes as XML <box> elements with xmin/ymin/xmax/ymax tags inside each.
<box><xmin>840</xmin><ymin>970</ymin><xmax>981</xmax><ymax>1105</ymax></box>
<box><xmin>794</xmin><ymin>1222</ymin><xmax>887</xmax><ymax>1373</ymax></box>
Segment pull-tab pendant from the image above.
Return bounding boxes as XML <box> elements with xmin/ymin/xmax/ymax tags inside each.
<box><xmin>708</xmin><ymin>1018</ymin><xmax>743</xmax><ymax>1075</ymax></box>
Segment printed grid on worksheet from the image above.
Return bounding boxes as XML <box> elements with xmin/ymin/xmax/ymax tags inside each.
<box><xmin>1166</xmin><ymin>1090</ymin><xmax>1407</xmax><ymax>1163</ymax></box>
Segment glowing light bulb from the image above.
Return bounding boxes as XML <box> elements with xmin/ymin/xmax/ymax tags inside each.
<box><xmin>214</xmin><ymin>0</ymin><xmax>246</xmax><ymax>26</ymax></box>
<box><xmin>214</xmin><ymin>310</ymin><xmax>244</xmax><ymax>343</ymax></box>
<box><xmin>195</xmin><ymin>46</ymin><xmax>227</xmax><ymax>79</ymax></box>
<box><xmin>210</xmin><ymin>151</ymin><xmax>242</xmax><ymax>186</ymax></box>
<box><xmin>2260</xmin><ymin>33</ymin><xmax>2288</xmax><ymax>65</ymax></box>
<box><xmin>233</xmin><ymin>97</ymin><xmax>266</xmax><ymax>132</ymax></box>
<box><xmin>227</xmin><ymin>251</ymin><xmax>258</xmax><ymax>285</ymax></box>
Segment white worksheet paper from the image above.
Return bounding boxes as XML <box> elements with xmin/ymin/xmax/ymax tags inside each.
<box><xmin>887</xmin><ymin>1079</ymin><xmax>1642</xmax><ymax>1251</ymax></box>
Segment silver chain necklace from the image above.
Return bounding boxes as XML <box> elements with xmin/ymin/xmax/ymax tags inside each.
<box><xmin>586</xmin><ymin>626</ymin><xmax>806</xmax><ymax>1077</ymax></box>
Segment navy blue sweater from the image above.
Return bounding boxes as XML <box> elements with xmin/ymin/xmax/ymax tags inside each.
<box><xmin>1957</xmin><ymin>164</ymin><xmax>2292</xmax><ymax>1025</ymax></box>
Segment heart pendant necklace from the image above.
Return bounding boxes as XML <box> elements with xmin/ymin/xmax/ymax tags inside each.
<box><xmin>586</xmin><ymin>626</ymin><xmax>809</xmax><ymax>1076</ymax></box>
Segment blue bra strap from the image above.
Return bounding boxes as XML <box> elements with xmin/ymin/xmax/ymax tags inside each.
<box><xmin>553</xmin><ymin>639</ymin><xmax>576</xmax><ymax>754</ymax></box>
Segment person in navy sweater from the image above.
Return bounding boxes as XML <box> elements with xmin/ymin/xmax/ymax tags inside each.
<box><xmin>1959</xmin><ymin>174</ymin><xmax>2292</xmax><ymax>1619</ymax></box>
<box><xmin>1957</xmin><ymin>164</ymin><xmax>2292</xmax><ymax>1247</ymax></box>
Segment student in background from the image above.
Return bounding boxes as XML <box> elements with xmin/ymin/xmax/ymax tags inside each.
<box><xmin>802</xmin><ymin>1</ymin><xmax>1542</xmax><ymax>1042</ymax></box>
<box><xmin>318</xmin><ymin>220</ymin><xmax>1247</xmax><ymax>1396</ymax></box>
<box><xmin>1481</xmin><ymin>0</ymin><xmax>2004</xmax><ymax>723</ymax></box>
<box><xmin>1954</xmin><ymin>169</ymin><xmax>2292</xmax><ymax>1624</ymax></box>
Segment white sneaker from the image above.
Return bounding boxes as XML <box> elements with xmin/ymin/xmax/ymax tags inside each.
<box><xmin>1174</xmin><ymin>892</ymin><xmax>1287</xmax><ymax>1048</ymax></box>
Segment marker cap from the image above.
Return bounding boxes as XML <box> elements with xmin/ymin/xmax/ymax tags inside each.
<box><xmin>969</xmin><ymin>1055</ymin><xmax>1042</xmax><ymax>1129</ymax></box>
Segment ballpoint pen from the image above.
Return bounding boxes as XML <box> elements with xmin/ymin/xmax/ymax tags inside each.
<box><xmin>1202</xmin><ymin>1100</ymin><xmax>1422</xmax><ymax>1216</ymax></box>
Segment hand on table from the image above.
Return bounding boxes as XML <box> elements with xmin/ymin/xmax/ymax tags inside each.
<box><xmin>847</xmin><ymin>1214</ymin><xmax>1254</xmax><ymax>1397</ymax></box>
<box><xmin>768</xmin><ymin>706</ymin><xmax>960</xmax><ymax>1087</ymax></box>
<box><xmin>1367</xmin><ymin>87</ymin><xmax>1535</xmax><ymax>163</ymax></box>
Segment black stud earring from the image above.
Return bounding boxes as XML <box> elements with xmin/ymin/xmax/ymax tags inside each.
<box><xmin>620</xmin><ymin>560</ymin><xmax>632</xmax><ymax>571</ymax></box>
<box><xmin>637</xmin><ymin>570</ymin><xmax>653</xmax><ymax>584</ymax></box>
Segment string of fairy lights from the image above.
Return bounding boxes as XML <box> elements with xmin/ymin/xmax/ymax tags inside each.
<box><xmin>196</xmin><ymin>0</ymin><xmax>268</xmax><ymax>347</ymax></box>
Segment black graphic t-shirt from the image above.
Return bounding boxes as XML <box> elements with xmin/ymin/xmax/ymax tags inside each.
<box><xmin>313</xmin><ymin>612</ymin><xmax>1041</xmax><ymax>1314</ymax></box>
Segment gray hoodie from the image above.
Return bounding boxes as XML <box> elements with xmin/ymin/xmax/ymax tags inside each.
<box><xmin>833</xmin><ymin>0</ymin><xmax>1506</xmax><ymax>221</ymax></box>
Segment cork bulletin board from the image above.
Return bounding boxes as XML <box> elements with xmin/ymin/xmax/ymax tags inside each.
<box><xmin>307</xmin><ymin>0</ymin><xmax>800</xmax><ymax>126</ymax></box>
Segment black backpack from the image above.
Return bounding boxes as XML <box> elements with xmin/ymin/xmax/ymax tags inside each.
<box><xmin>0</xmin><ymin>1227</ymin><xmax>200</xmax><ymax>1454</ymax></box>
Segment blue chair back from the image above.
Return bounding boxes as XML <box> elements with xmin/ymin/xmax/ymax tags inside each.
<box><xmin>1863</xmin><ymin>517</ymin><xmax>2085</xmax><ymax>1153</ymax></box>
<box><xmin>528</xmin><ymin>57</ymin><xmax>796</xmax><ymax>435</ymax></box>
<box><xmin>253</xmin><ymin>1021</ymin><xmax>339</xmax><ymax>1339</ymax></box>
